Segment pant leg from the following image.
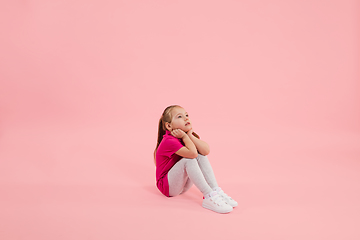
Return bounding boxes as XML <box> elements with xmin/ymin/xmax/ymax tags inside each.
<box><xmin>167</xmin><ymin>158</ymin><xmax>189</xmax><ymax>196</ymax></box>
<box><xmin>179</xmin><ymin>178</ymin><xmax>193</xmax><ymax>195</ymax></box>
<box><xmin>196</xmin><ymin>154</ymin><xmax>219</xmax><ymax>189</ymax></box>
<box><xmin>168</xmin><ymin>157</ymin><xmax>213</xmax><ymax>197</ymax></box>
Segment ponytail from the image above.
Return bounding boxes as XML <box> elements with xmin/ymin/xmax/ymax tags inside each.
<box><xmin>154</xmin><ymin>116</ymin><xmax>166</xmax><ymax>165</ymax></box>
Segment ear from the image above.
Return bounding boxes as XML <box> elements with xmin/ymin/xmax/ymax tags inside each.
<box><xmin>165</xmin><ymin>122</ymin><xmax>172</xmax><ymax>131</ymax></box>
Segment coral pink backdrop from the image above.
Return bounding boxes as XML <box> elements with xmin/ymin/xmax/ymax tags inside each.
<box><xmin>1</xmin><ymin>1</ymin><xmax>359</xmax><ymax>239</ymax></box>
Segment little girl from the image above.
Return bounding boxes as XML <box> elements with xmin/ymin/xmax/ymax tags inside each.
<box><xmin>154</xmin><ymin>105</ymin><xmax>238</xmax><ymax>214</ymax></box>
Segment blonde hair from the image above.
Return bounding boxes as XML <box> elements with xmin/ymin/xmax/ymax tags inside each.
<box><xmin>154</xmin><ymin>105</ymin><xmax>200</xmax><ymax>165</ymax></box>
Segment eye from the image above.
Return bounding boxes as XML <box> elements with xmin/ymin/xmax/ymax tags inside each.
<box><xmin>178</xmin><ymin>115</ymin><xmax>182</xmax><ymax>118</ymax></box>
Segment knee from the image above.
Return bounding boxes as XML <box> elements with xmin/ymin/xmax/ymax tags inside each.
<box><xmin>196</xmin><ymin>153</ymin><xmax>208</xmax><ymax>160</ymax></box>
<box><xmin>183</xmin><ymin>157</ymin><xmax>197</xmax><ymax>167</ymax></box>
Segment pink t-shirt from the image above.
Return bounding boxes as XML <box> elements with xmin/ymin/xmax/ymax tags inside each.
<box><xmin>156</xmin><ymin>130</ymin><xmax>185</xmax><ymax>197</ymax></box>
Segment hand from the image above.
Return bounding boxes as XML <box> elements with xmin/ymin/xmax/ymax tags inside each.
<box><xmin>186</xmin><ymin>128</ymin><xmax>194</xmax><ymax>136</ymax></box>
<box><xmin>171</xmin><ymin>129</ymin><xmax>186</xmax><ymax>139</ymax></box>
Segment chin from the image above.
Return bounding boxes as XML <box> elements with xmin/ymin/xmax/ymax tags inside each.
<box><xmin>184</xmin><ymin>127</ymin><xmax>192</xmax><ymax>133</ymax></box>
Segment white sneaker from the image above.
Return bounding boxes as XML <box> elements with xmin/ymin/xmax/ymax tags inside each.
<box><xmin>215</xmin><ymin>187</ymin><xmax>238</xmax><ymax>207</ymax></box>
<box><xmin>202</xmin><ymin>191</ymin><xmax>233</xmax><ymax>214</ymax></box>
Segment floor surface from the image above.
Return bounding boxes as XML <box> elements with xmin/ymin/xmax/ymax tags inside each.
<box><xmin>0</xmin><ymin>123</ymin><xmax>359</xmax><ymax>240</ymax></box>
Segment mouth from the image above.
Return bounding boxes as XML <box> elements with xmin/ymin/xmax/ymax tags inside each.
<box><xmin>185</xmin><ymin>122</ymin><xmax>190</xmax><ymax>126</ymax></box>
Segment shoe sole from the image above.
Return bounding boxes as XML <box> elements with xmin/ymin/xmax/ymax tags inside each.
<box><xmin>202</xmin><ymin>203</ymin><xmax>233</xmax><ymax>214</ymax></box>
<box><xmin>230</xmin><ymin>202</ymin><xmax>238</xmax><ymax>208</ymax></box>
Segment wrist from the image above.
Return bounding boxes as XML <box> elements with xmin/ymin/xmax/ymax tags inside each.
<box><xmin>182</xmin><ymin>134</ymin><xmax>190</xmax><ymax>139</ymax></box>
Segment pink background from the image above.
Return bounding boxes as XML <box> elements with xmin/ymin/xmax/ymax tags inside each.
<box><xmin>1</xmin><ymin>0</ymin><xmax>359</xmax><ymax>239</ymax></box>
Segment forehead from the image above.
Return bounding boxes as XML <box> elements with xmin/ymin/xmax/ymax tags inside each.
<box><xmin>171</xmin><ymin>107</ymin><xmax>187</xmax><ymax>117</ymax></box>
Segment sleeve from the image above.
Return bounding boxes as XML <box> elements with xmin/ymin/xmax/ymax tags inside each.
<box><xmin>162</xmin><ymin>137</ymin><xmax>184</xmax><ymax>158</ymax></box>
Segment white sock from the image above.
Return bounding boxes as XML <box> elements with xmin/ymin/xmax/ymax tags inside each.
<box><xmin>213</xmin><ymin>187</ymin><xmax>222</xmax><ymax>192</ymax></box>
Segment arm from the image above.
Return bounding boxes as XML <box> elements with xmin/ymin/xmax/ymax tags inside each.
<box><xmin>187</xmin><ymin>130</ymin><xmax>210</xmax><ymax>155</ymax></box>
<box><xmin>172</xmin><ymin>129</ymin><xmax>198</xmax><ymax>159</ymax></box>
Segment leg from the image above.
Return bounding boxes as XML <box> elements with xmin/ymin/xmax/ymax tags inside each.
<box><xmin>169</xmin><ymin>157</ymin><xmax>234</xmax><ymax>213</ymax></box>
<box><xmin>167</xmin><ymin>158</ymin><xmax>189</xmax><ymax>196</ymax></box>
<box><xmin>196</xmin><ymin>154</ymin><xmax>238</xmax><ymax>207</ymax></box>
<box><xmin>179</xmin><ymin>178</ymin><xmax>193</xmax><ymax>195</ymax></box>
<box><xmin>168</xmin><ymin>157</ymin><xmax>213</xmax><ymax>197</ymax></box>
<box><xmin>196</xmin><ymin>154</ymin><xmax>219</xmax><ymax>189</ymax></box>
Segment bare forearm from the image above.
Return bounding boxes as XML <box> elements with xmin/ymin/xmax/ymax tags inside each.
<box><xmin>182</xmin><ymin>135</ymin><xmax>198</xmax><ymax>155</ymax></box>
<box><xmin>188</xmin><ymin>134</ymin><xmax>210</xmax><ymax>155</ymax></box>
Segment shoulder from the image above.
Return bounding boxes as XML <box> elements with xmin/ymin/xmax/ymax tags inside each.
<box><xmin>157</xmin><ymin>135</ymin><xmax>184</xmax><ymax>157</ymax></box>
<box><xmin>162</xmin><ymin>134</ymin><xmax>182</xmax><ymax>144</ymax></box>
<box><xmin>159</xmin><ymin>135</ymin><xmax>184</xmax><ymax>149</ymax></box>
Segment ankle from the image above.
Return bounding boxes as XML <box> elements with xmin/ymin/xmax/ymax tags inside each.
<box><xmin>213</xmin><ymin>187</ymin><xmax>222</xmax><ymax>192</ymax></box>
<box><xmin>204</xmin><ymin>191</ymin><xmax>218</xmax><ymax>199</ymax></box>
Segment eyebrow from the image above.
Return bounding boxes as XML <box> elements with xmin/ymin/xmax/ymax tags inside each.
<box><xmin>175</xmin><ymin>112</ymin><xmax>188</xmax><ymax>117</ymax></box>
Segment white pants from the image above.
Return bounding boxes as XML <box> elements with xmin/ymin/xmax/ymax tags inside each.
<box><xmin>167</xmin><ymin>154</ymin><xmax>219</xmax><ymax>197</ymax></box>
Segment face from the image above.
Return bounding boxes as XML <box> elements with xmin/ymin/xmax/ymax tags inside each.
<box><xmin>165</xmin><ymin>107</ymin><xmax>192</xmax><ymax>132</ymax></box>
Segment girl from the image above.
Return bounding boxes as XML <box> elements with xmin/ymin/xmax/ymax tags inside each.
<box><xmin>154</xmin><ymin>105</ymin><xmax>238</xmax><ymax>214</ymax></box>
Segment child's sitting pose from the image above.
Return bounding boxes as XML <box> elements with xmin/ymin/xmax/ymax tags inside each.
<box><xmin>154</xmin><ymin>105</ymin><xmax>237</xmax><ymax>214</ymax></box>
